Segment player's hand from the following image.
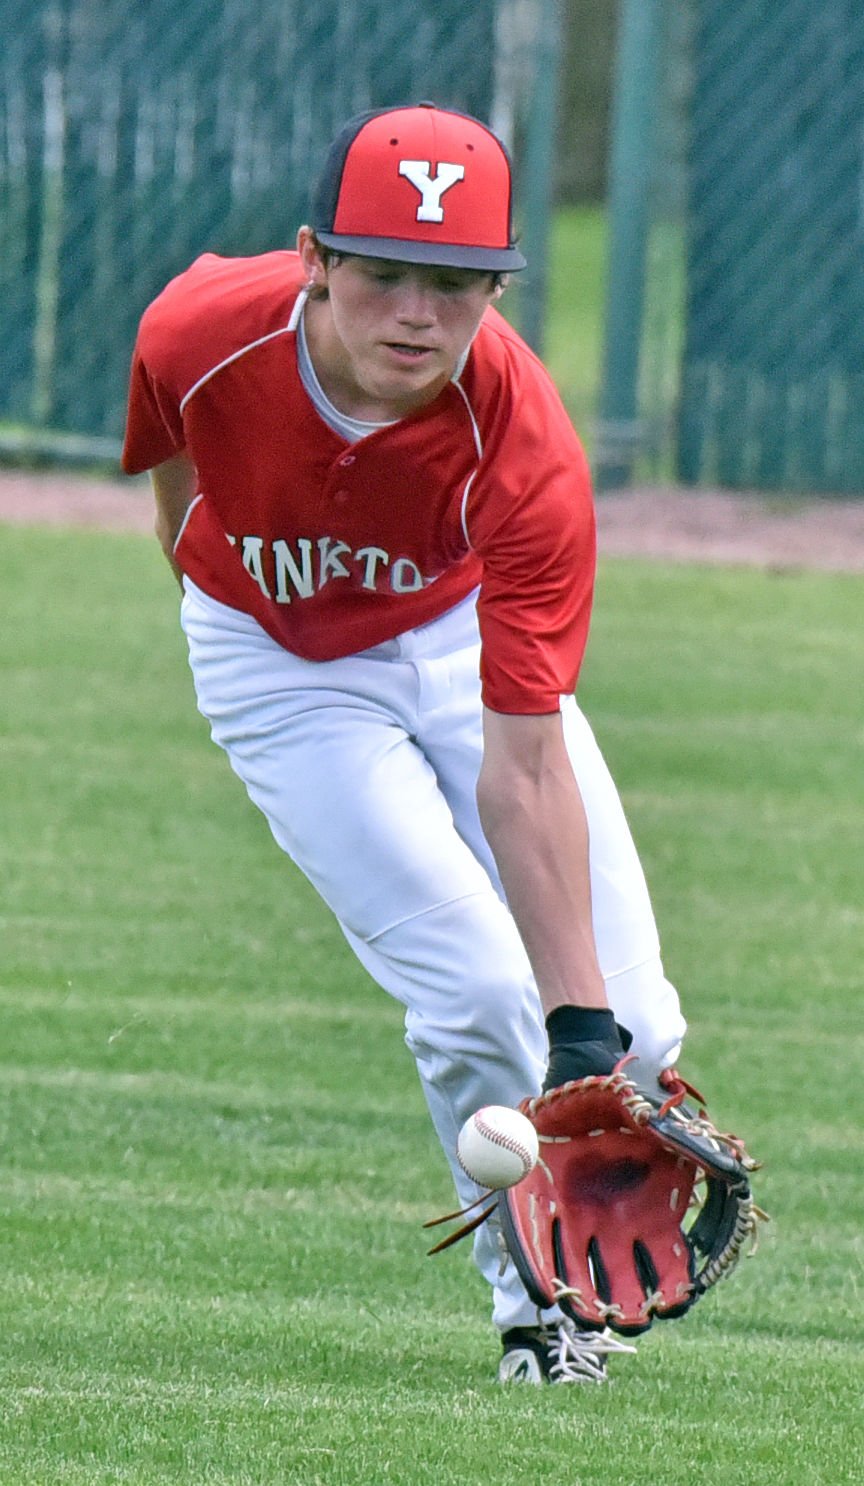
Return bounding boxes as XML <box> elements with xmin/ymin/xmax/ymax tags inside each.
<box><xmin>542</xmin><ymin>1006</ymin><xmax>630</xmax><ymax>1092</ymax></box>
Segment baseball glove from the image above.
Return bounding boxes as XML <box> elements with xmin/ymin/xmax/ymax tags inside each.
<box><xmin>497</xmin><ymin>1065</ymin><xmax>762</xmax><ymax>1335</ymax></box>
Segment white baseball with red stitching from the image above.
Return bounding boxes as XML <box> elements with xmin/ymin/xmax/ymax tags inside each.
<box><xmin>456</xmin><ymin>1105</ymin><xmax>539</xmax><ymax>1190</ymax></box>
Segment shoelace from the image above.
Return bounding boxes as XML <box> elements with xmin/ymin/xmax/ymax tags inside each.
<box><xmin>543</xmin><ymin>1321</ymin><xmax>637</xmax><ymax>1383</ymax></box>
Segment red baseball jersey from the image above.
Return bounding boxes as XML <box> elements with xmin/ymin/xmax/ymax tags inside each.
<box><xmin>122</xmin><ymin>252</ymin><xmax>596</xmax><ymax>713</ymax></box>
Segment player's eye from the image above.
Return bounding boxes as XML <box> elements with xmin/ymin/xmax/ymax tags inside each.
<box><xmin>431</xmin><ymin>269</ymin><xmax>492</xmax><ymax>296</ymax></box>
<box><xmin>365</xmin><ymin>263</ymin><xmax>403</xmax><ymax>285</ymax></box>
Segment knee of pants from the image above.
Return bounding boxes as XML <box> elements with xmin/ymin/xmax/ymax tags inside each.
<box><xmin>349</xmin><ymin>893</ymin><xmax>548</xmax><ymax>1080</ymax></box>
<box><xmin>404</xmin><ymin>959</ymin><xmax>546</xmax><ymax>1078</ymax></box>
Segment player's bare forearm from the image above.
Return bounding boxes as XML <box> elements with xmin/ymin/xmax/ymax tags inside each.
<box><xmin>477</xmin><ymin>707</ymin><xmax>608</xmax><ymax>1017</ymax></box>
<box><xmin>149</xmin><ymin>452</ymin><xmax>197</xmax><ymax>588</ymax></box>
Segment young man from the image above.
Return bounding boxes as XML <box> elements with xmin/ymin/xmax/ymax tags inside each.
<box><xmin>122</xmin><ymin>102</ymin><xmax>686</xmax><ymax>1385</ymax></box>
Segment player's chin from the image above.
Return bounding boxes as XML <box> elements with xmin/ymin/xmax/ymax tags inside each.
<box><xmin>371</xmin><ymin>355</ymin><xmax>451</xmax><ymax>407</ymax></box>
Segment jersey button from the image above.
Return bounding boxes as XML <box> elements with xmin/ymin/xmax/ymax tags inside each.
<box><xmin>338</xmin><ymin>454</ymin><xmax>356</xmax><ymax>467</ymax></box>
<box><xmin>334</xmin><ymin>489</ymin><xmax>349</xmax><ymax>504</ymax></box>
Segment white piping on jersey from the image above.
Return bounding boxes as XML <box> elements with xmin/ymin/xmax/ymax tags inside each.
<box><xmin>450</xmin><ymin>378</ymin><xmax>483</xmax><ymax>461</ymax></box>
<box><xmin>287</xmin><ymin>289</ymin><xmax>307</xmax><ymax>333</ymax></box>
<box><xmin>172</xmin><ymin>490</ymin><xmax>204</xmax><ymax>553</ymax></box>
<box><xmin>179</xmin><ymin>326</ymin><xmax>295</xmax><ymax>414</ymax></box>
<box><xmin>452</xmin><ymin>344</ymin><xmax>471</xmax><ymax>382</ymax></box>
<box><xmin>450</xmin><ymin>379</ymin><xmax>483</xmax><ymax>551</ymax></box>
<box><xmin>459</xmin><ymin>471</ymin><xmax>478</xmax><ymax>549</ymax></box>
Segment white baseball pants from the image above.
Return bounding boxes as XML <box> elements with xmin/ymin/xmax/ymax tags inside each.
<box><xmin>180</xmin><ymin>580</ymin><xmax>686</xmax><ymax>1331</ymax></box>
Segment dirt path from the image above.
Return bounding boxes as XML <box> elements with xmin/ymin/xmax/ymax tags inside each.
<box><xmin>1</xmin><ymin>467</ymin><xmax>863</xmax><ymax>571</ymax></box>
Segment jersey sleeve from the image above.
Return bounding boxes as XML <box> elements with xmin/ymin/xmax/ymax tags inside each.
<box><xmin>121</xmin><ymin>251</ymin><xmax>302</xmax><ymax>476</ymax></box>
<box><xmin>122</xmin><ymin>334</ymin><xmax>186</xmax><ymax>474</ymax></box>
<box><xmin>465</xmin><ymin>343</ymin><xmax>596</xmax><ymax>715</ymax></box>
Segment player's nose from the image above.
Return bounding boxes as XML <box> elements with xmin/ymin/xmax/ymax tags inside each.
<box><xmin>393</xmin><ymin>276</ymin><xmax>438</xmax><ymax>325</ymax></box>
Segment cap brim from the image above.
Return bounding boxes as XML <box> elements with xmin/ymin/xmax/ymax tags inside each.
<box><xmin>314</xmin><ymin>230</ymin><xmax>526</xmax><ymax>272</ymax></box>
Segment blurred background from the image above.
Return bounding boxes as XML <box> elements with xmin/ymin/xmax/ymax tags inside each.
<box><xmin>1</xmin><ymin>0</ymin><xmax>862</xmax><ymax>496</ymax></box>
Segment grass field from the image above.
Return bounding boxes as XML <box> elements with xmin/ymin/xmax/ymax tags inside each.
<box><xmin>1</xmin><ymin>525</ymin><xmax>862</xmax><ymax>1485</ymax></box>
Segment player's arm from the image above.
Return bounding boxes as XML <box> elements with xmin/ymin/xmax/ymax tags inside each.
<box><xmin>477</xmin><ymin>707</ymin><xmax>608</xmax><ymax>1016</ymax></box>
<box><xmin>149</xmin><ymin>452</ymin><xmax>197</xmax><ymax>587</ymax></box>
<box><xmin>478</xmin><ymin>708</ymin><xmax>628</xmax><ymax>1087</ymax></box>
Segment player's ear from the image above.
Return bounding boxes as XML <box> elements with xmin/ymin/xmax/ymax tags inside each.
<box><xmin>490</xmin><ymin>272</ymin><xmax>509</xmax><ymax>301</ymax></box>
<box><xmin>297</xmin><ymin>226</ymin><xmax>328</xmax><ymax>291</ymax></box>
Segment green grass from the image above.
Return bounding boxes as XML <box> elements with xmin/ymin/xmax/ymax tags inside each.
<box><xmin>1</xmin><ymin>525</ymin><xmax>862</xmax><ymax>1484</ymax></box>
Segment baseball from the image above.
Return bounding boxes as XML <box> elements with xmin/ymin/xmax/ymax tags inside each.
<box><xmin>457</xmin><ymin>1105</ymin><xmax>539</xmax><ymax>1189</ymax></box>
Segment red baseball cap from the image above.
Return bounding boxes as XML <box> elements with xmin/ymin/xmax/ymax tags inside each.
<box><xmin>311</xmin><ymin>102</ymin><xmax>527</xmax><ymax>272</ymax></box>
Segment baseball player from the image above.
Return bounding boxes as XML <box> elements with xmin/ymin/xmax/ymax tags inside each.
<box><xmin>122</xmin><ymin>102</ymin><xmax>687</xmax><ymax>1385</ymax></box>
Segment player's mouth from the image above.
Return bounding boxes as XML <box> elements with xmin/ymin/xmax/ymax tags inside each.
<box><xmin>383</xmin><ymin>341</ymin><xmax>437</xmax><ymax>363</ymax></box>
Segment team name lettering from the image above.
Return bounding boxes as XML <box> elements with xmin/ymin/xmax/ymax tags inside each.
<box><xmin>228</xmin><ymin>534</ymin><xmax>436</xmax><ymax>602</ymax></box>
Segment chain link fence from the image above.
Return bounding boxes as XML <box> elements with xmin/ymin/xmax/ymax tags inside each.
<box><xmin>678</xmin><ymin>0</ymin><xmax>864</xmax><ymax>494</ymax></box>
<box><xmin>603</xmin><ymin>0</ymin><xmax>864</xmax><ymax>496</ymax></box>
<box><xmin>1</xmin><ymin>0</ymin><xmax>555</xmax><ymax>462</ymax></box>
<box><xmin>9</xmin><ymin>2</ymin><xmax>860</xmax><ymax>495</ymax></box>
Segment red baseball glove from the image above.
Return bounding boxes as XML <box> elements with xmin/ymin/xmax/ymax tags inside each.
<box><xmin>497</xmin><ymin>1066</ymin><xmax>762</xmax><ymax>1335</ymax></box>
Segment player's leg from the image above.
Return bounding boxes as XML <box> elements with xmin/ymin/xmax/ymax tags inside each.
<box><xmin>180</xmin><ymin>582</ymin><xmax>548</xmax><ymax>1327</ymax></box>
<box><xmin>340</xmin><ymin>899</ymin><xmax>546</xmax><ymax>1331</ymax></box>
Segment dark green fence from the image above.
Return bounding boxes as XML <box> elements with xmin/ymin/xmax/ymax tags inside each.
<box><xmin>598</xmin><ymin>0</ymin><xmax>864</xmax><ymax>496</ymax></box>
<box><xmin>679</xmin><ymin>0</ymin><xmax>864</xmax><ymax>494</ymax></box>
<box><xmin>1</xmin><ymin>0</ymin><xmax>559</xmax><ymax>461</ymax></box>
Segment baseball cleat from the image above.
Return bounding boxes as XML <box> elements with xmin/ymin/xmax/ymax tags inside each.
<box><xmin>498</xmin><ymin>1320</ymin><xmax>636</xmax><ymax>1385</ymax></box>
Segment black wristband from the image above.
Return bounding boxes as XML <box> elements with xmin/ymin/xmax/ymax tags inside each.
<box><xmin>545</xmin><ymin>1006</ymin><xmax>619</xmax><ymax>1046</ymax></box>
<box><xmin>542</xmin><ymin>1007</ymin><xmax>633</xmax><ymax>1092</ymax></box>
